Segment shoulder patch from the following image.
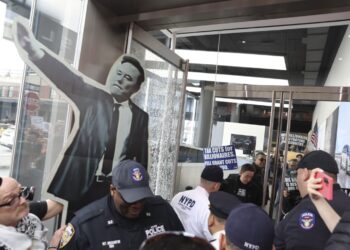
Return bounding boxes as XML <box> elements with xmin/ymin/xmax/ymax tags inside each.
<box><xmin>59</xmin><ymin>223</ymin><xmax>75</xmax><ymax>248</ymax></box>
<box><xmin>299</xmin><ymin>212</ymin><xmax>315</xmax><ymax>230</ymax></box>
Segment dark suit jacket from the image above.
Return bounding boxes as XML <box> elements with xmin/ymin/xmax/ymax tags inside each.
<box><xmin>33</xmin><ymin>53</ymin><xmax>148</xmax><ymax>201</ymax></box>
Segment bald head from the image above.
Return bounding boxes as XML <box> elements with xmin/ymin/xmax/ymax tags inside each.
<box><xmin>0</xmin><ymin>177</ymin><xmax>29</xmax><ymax>226</ymax></box>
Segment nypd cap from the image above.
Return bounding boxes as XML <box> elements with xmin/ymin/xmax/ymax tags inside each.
<box><xmin>209</xmin><ymin>191</ymin><xmax>241</xmax><ymax>219</ymax></box>
<box><xmin>225</xmin><ymin>203</ymin><xmax>274</xmax><ymax>250</ymax></box>
<box><xmin>296</xmin><ymin>150</ymin><xmax>338</xmax><ymax>174</ymax></box>
<box><xmin>112</xmin><ymin>160</ymin><xmax>154</xmax><ymax>203</ymax></box>
<box><xmin>201</xmin><ymin>165</ymin><xmax>223</xmax><ymax>183</ymax></box>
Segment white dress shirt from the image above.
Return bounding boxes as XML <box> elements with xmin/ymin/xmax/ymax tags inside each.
<box><xmin>170</xmin><ymin>186</ymin><xmax>213</xmax><ymax>241</ymax></box>
<box><xmin>96</xmin><ymin>100</ymin><xmax>132</xmax><ymax>176</ymax></box>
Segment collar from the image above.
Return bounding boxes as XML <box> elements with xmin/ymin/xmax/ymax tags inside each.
<box><xmin>196</xmin><ymin>185</ymin><xmax>210</xmax><ymax>197</ymax></box>
<box><xmin>114</xmin><ymin>99</ymin><xmax>130</xmax><ymax>107</ymax></box>
<box><xmin>211</xmin><ymin>230</ymin><xmax>225</xmax><ymax>240</ymax></box>
<box><xmin>105</xmin><ymin>195</ymin><xmax>151</xmax><ymax>227</ymax></box>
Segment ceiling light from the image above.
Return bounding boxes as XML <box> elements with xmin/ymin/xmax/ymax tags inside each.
<box><xmin>187</xmin><ymin>72</ymin><xmax>288</xmax><ymax>86</ymax></box>
<box><xmin>148</xmin><ymin>69</ymin><xmax>288</xmax><ymax>86</ymax></box>
<box><xmin>338</xmin><ymin>57</ymin><xmax>343</xmax><ymax>61</ymax></box>
<box><xmin>186</xmin><ymin>86</ymin><xmax>201</xmax><ymax>93</ymax></box>
<box><xmin>175</xmin><ymin>49</ymin><xmax>287</xmax><ymax>70</ymax></box>
<box><xmin>191</xmin><ymin>82</ymin><xmax>200</xmax><ymax>86</ymax></box>
<box><xmin>242</xmin><ymin>40</ymin><xmax>246</xmax><ymax>44</ymax></box>
<box><xmin>215</xmin><ymin>97</ymin><xmax>291</xmax><ymax>108</ymax></box>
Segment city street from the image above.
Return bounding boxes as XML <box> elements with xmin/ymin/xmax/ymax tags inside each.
<box><xmin>0</xmin><ymin>144</ymin><xmax>12</xmax><ymax>176</ymax></box>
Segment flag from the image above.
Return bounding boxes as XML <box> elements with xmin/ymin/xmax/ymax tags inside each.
<box><xmin>310</xmin><ymin>122</ymin><xmax>318</xmax><ymax>148</ymax></box>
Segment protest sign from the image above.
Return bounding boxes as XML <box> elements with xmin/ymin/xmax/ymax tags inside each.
<box><xmin>203</xmin><ymin>145</ymin><xmax>237</xmax><ymax>170</ymax></box>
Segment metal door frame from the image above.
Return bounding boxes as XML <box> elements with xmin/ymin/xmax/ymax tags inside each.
<box><xmin>210</xmin><ymin>83</ymin><xmax>350</xmax><ymax>220</ymax></box>
<box><xmin>125</xmin><ymin>24</ymin><xmax>189</xmax><ymax>198</ymax></box>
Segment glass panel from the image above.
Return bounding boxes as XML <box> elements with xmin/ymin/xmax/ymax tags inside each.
<box><xmin>11</xmin><ymin>0</ymin><xmax>86</xmax><ymax>201</ymax></box>
<box><xmin>175</xmin><ymin>34</ymin><xmax>220</xmax><ymax>149</ymax></box>
<box><xmin>0</xmin><ymin>1</ymin><xmax>29</xmax><ymax>177</ymax></box>
<box><xmin>130</xmin><ymin>40</ymin><xmax>184</xmax><ymax>200</ymax></box>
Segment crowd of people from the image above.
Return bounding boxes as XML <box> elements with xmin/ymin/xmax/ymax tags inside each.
<box><xmin>6</xmin><ymin>145</ymin><xmax>350</xmax><ymax>248</ymax></box>
<box><xmin>2</xmin><ymin>150</ymin><xmax>350</xmax><ymax>249</ymax></box>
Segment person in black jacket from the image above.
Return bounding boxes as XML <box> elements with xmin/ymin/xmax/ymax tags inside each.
<box><xmin>274</xmin><ymin>150</ymin><xmax>350</xmax><ymax>250</ymax></box>
<box><xmin>252</xmin><ymin>152</ymin><xmax>268</xmax><ymax>206</ymax></box>
<box><xmin>221</xmin><ymin>164</ymin><xmax>260</xmax><ymax>205</ymax></box>
<box><xmin>57</xmin><ymin>160</ymin><xmax>184</xmax><ymax>250</ymax></box>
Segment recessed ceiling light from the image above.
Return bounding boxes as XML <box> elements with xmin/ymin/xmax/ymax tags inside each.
<box><xmin>148</xmin><ymin>69</ymin><xmax>289</xmax><ymax>86</ymax></box>
<box><xmin>186</xmin><ymin>86</ymin><xmax>201</xmax><ymax>93</ymax></box>
<box><xmin>242</xmin><ymin>40</ymin><xmax>246</xmax><ymax>44</ymax></box>
<box><xmin>175</xmin><ymin>49</ymin><xmax>287</xmax><ymax>70</ymax></box>
<box><xmin>215</xmin><ymin>97</ymin><xmax>291</xmax><ymax>108</ymax></box>
<box><xmin>192</xmin><ymin>82</ymin><xmax>200</xmax><ymax>86</ymax></box>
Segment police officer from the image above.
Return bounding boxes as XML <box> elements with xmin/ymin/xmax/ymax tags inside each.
<box><xmin>171</xmin><ymin>165</ymin><xmax>223</xmax><ymax>241</ymax></box>
<box><xmin>274</xmin><ymin>150</ymin><xmax>350</xmax><ymax>249</ymax></box>
<box><xmin>208</xmin><ymin>191</ymin><xmax>241</xmax><ymax>250</ymax></box>
<box><xmin>58</xmin><ymin>160</ymin><xmax>184</xmax><ymax>250</ymax></box>
<box><xmin>221</xmin><ymin>203</ymin><xmax>274</xmax><ymax>250</ymax></box>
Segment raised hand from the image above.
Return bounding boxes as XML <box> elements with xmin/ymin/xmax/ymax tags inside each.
<box><xmin>14</xmin><ymin>19</ymin><xmax>44</xmax><ymax>60</ymax></box>
<box><xmin>307</xmin><ymin>168</ymin><xmax>324</xmax><ymax>201</ymax></box>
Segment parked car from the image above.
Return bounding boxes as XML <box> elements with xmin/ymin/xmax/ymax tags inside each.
<box><xmin>340</xmin><ymin>144</ymin><xmax>350</xmax><ymax>174</ymax></box>
<box><xmin>0</xmin><ymin>125</ymin><xmax>15</xmax><ymax>148</ymax></box>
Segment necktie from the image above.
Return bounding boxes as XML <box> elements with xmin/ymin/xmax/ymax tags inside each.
<box><xmin>101</xmin><ymin>103</ymin><xmax>120</xmax><ymax>175</ymax></box>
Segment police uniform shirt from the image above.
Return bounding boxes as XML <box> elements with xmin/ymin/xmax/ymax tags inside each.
<box><xmin>274</xmin><ymin>184</ymin><xmax>350</xmax><ymax>250</ymax></box>
<box><xmin>59</xmin><ymin>195</ymin><xmax>184</xmax><ymax>250</ymax></box>
<box><xmin>170</xmin><ymin>186</ymin><xmax>213</xmax><ymax>241</ymax></box>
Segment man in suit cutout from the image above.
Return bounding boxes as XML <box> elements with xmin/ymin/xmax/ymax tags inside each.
<box><xmin>13</xmin><ymin>18</ymin><xmax>149</xmax><ymax>216</ymax></box>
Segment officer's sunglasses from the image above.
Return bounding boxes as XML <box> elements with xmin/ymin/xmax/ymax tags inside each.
<box><xmin>0</xmin><ymin>186</ymin><xmax>35</xmax><ymax>208</ymax></box>
<box><xmin>139</xmin><ymin>231</ymin><xmax>215</xmax><ymax>250</ymax></box>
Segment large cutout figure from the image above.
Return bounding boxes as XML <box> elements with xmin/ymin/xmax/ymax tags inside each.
<box><xmin>12</xmin><ymin>17</ymin><xmax>149</xmax><ymax>215</ymax></box>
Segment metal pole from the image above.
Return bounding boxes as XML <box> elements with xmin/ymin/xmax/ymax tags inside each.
<box><xmin>269</xmin><ymin>92</ymin><xmax>285</xmax><ymax>217</ymax></box>
<box><xmin>277</xmin><ymin>91</ymin><xmax>293</xmax><ymax>221</ymax></box>
<box><xmin>263</xmin><ymin>91</ymin><xmax>276</xmax><ymax>207</ymax></box>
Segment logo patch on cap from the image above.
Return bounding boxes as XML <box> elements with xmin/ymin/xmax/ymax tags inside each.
<box><xmin>132</xmin><ymin>167</ymin><xmax>143</xmax><ymax>182</ymax></box>
<box><xmin>299</xmin><ymin>212</ymin><xmax>315</xmax><ymax>230</ymax></box>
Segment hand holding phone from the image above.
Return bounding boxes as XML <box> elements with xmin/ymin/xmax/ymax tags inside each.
<box><xmin>314</xmin><ymin>172</ymin><xmax>333</xmax><ymax>200</ymax></box>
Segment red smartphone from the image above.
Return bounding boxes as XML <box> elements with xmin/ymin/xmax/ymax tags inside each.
<box><xmin>315</xmin><ymin>172</ymin><xmax>334</xmax><ymax>200</ymax></box>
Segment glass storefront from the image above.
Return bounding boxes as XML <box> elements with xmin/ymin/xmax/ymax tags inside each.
<box><xmin>0</xmin><ymin>0</ymin><xmax>86</xmax><ymax>201</ymax></box>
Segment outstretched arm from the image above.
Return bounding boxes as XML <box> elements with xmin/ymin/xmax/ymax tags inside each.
<box><xmin>307</xmin><ymin>168</ymin><xmax>340</xmax><ymax>232</ymax></box>
<box><xmin>13</xmin><ymin>17</ymin><xmax>101</xmax><ymax>105</ymax></box>
<box><xmin>15</xmin><ymin>19</ymin><xmax>44</xmax><ymax>61</ymax></box>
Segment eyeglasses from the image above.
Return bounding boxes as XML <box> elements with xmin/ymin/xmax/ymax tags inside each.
<box><xmin>0</xmin><ymin>186</ymin><xmax>35</xmax><ymax>208</ymax></box>
<box><xmin>258</xmin><ymin>158</ymin><xmax>266</xmax><ymax>162</ymax></box>
<box><xmin>139</xmin><ymin>231</ymin><xmax>215</xmax><ymax>250</ymax></box>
